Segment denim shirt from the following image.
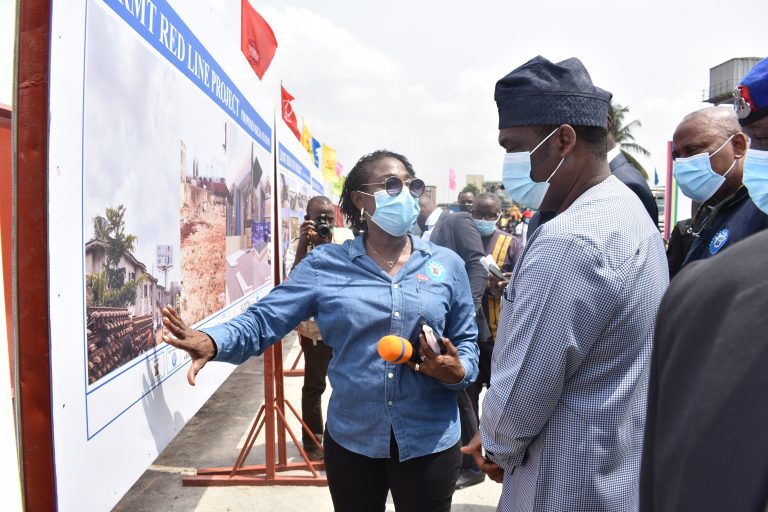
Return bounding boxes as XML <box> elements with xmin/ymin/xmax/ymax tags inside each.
<box><xmin>202</xmin><ymin>235</ymin><xmax>479</xmax><ymax>461</ymax></box>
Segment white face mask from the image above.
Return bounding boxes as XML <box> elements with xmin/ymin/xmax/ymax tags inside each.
<box><xmin>501</xmin><ymin>128</ymin><xmax>565</xmax><ymax>209</ymax></box>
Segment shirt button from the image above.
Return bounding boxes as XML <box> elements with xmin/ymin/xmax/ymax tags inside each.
<box><xmin>388</xmin><ymin>401</ymin><xmax>393</xmax><ymax>406</ymax></box>
<box><xmin>394</xmin><ymin>312</ymin><xmax>400</xmax><ymax>317</ymax></box>
<box><xmin>388</xmin><ymin>372</ymin><xmax>394</xmax><ymax>379</ymax></box>
<box><xmin>393</xmin><ymin>283</ymin><xmax>399</xmax><ymax>288</ymax></box>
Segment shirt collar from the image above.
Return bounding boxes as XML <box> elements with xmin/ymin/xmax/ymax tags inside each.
<box><xmin>607</xmin><ymin>146</ymin><xmax>621</xmax><ymax>163</ymax></box>
<box><xmin>348</xmin><ymin>233</ymin><xmax>433</xmax><ymax>260</ymax></box>
<box><xmin>424</xmin><ymin>207</ymin><xmax>443</xmax><ymax>228</ymax></box>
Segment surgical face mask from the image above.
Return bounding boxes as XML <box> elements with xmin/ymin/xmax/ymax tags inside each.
<box><xmin>359</xmin><ymin>189</ymin><xmax>420</xmax><ymax>236</ymax></box>
<box><xmin>473</xmin><ymin>219</ymin><xmax>497</xmax><ymax>236</ymax></box>
<box><xmin>501</xmin><ymin>128</ymin><xmax>565</xmax><ymax>209</ymax></box>
<box><xmin>673</xmin><ymin>135</ymin><xmax>736</xmax><ymax>203</ymax></box>
<box><xmin>743</xmin><ymin>148</ymin><xmax>768</xmax><ymax>215</ymax></box>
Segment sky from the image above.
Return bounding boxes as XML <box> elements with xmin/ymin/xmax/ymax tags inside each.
<box><xmin>3</xmin><ymin>0</ymin><xmax>768</xmax><ymax>203</ymax></box>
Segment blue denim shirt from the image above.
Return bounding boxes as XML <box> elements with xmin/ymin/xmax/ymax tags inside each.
<box><xmin>202</xmin><ymin>234</ymin><xmax>478</xmax><ymax>461</ymax></box>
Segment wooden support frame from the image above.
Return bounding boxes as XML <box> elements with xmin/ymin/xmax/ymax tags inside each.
<box><xmin>14</xmin><ymin>0</ymin><xmax>58</xmax><ymax>509</ymax></box>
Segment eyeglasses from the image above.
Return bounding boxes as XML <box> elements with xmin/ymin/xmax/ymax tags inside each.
<box><xmin>470</xmin><ymin>210</ymin><xmax>502</xmax><ymax>221</ymax></box>
<box><xmin>359</xmin><ymin>176</ymin><xmax>426</xmax><ymax>198</ymax></box>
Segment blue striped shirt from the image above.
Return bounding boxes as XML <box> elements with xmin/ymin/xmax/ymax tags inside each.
<box><xmin>481</xmin><ymin>176</ymin><xmax>668</xmax><ymax>511</ymax></box>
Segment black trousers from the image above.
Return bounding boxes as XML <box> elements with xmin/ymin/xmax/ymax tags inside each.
<box><xmin>324</xmin><ymin>431</ymin><xmax>461</xmax><ymax>512</ymax></box>
<box><xmin>300</xmin><ymin>336</ymin><xmax>332</xmax><ymax>448</ymax></box>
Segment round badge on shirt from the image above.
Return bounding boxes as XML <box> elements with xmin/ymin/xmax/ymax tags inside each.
<box><xmin>425</xmin><ymin>260</ymin><xmax>447</xmax><ymax>281</ymax></box>
<box><xmin>709</xmin><ymin>228</ymin><xmax>730</xmax><ymax>255</ymax></box>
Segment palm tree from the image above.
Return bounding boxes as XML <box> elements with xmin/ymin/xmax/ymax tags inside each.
<box><xmin>611</xmin><ymin>103</ymin><xmax>650</xmax><ymax>180</ymax></box>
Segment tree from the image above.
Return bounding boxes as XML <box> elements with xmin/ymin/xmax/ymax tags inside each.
<box><xmin>461</xmin><ymin>183</ymin><xmax>480</xmax><ymax>197</ymax></box>
<box><xmin>611</xmin><ymin>103</ymin><xmax>651</xmax><ymax>180</ymax></box>
<box><xmin>87</xmin><ymin>205</ymin><xmax>144</xmax><ymax>308</ymax></box>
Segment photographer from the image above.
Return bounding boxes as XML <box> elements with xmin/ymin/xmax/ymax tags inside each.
<box><xmin>285</xmin><ymin>196</ymin><xmax>353</xmax><ymax>460</ymax></box>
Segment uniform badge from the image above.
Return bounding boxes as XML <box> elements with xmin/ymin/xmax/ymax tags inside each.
<box><xmin>709</xmin><ymin>228</ymin><xmax>730</xmax><ymax>255</ymax></box>
<box><xmin>425</xmin><ymin>260</ymin><xmax>447</xmax><ymax>281</ymax></box>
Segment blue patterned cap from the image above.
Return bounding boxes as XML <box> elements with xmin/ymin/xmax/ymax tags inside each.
<box><xmin>495</xmin><ymin>56</ymin><xmax>612</xmax><ymax>129</ymax></box>
<box><xmin>735</xmin><ymin>57</ymin><xmax>768</xmax><ymax>127</ymax></box>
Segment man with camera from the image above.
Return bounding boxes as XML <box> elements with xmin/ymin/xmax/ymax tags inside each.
<box><xmin>285</xmin><ymin>195</ymin><xmax>353</xmax><ymax>460</ymax></box>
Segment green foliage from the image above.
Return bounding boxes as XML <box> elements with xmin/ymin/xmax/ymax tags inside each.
<box><xmin>87</xmin><ymin>272</ymin><xmax>145</xmax><ymax>308</ymax></box>
<box><xmin>461</xmin><ymin>183</ymin><xmax>480</xmax><ymax>197</ymax></box>
<box><xmin>87</xmin><ymin>204</ymin><xmax>144</xmax><ymax>308</ymax></box>
<box><xmin>611</xmin><ymin>103</ymin><xmax>650</xmax><ymax>180</ymax></box>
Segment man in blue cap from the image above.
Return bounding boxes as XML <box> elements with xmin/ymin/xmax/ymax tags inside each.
<box><xmin>462</xmin><ymin>56</ymin><xmax>668</xmax><ymax>511</ymax></box>
<box><xmin>639</xmin><ymin>56</ymin><xmax>768</xmax><ymax>512</ymax></box>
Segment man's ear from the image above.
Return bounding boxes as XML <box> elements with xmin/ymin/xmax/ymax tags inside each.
<box><xmin>556</xmin><ymin>124</ymin><xmax>578</xmax><ymax>158</ymax></box>
<box><xmin>732</xmin><ymin>132</ymin><xmax>749</xmax><ymax>159</ymax></box>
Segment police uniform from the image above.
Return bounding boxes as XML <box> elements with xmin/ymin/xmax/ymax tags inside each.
<box><xmin>681</xmin><ymin>186</ymin><xmax>768</xmax><ymax>267</ymax></box>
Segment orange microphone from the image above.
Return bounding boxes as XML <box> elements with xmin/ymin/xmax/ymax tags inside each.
<box><xmin>377</xmin><ymin>335</ymin><xmax>413</xmax><ymax>364</ymax></box>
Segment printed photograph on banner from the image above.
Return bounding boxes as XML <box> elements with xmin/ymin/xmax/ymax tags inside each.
<box><xmin>81</xmin><ymin>3</ymin><xmax>273</xmax><ymax>386</ymax></box>
<box><xmin>277</xmin><ymin>143</ymin><xmax>323</xmax><ymax>280</ymax></box>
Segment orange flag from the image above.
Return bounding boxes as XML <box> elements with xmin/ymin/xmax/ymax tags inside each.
<box><xmin>241</xmin><ymin>0</ymin><xmax>278</xmax><ymax>80</ymax></box>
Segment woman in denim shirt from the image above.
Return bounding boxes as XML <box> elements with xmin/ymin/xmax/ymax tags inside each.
<box><xmin>162</xmin><ymin>150</ymin><xmax>479</xmax><ymax>512</ymax></box>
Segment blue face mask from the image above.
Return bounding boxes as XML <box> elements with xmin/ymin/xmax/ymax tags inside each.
<box><xmin>673</xmin><ymin>135</ymin><xmax>735</xmax><ymax>203</ymax></box>
<box><xmin>473</xmin><ymin>219</ymin><xmax>497</xmax><ymax>236</ymax></box>
<box><xmin>502</xmin><ymin>128</ymin><xmax>565</xmax><ymax>209</ymax></box>
<box><xmin>743</xmin><ymin>148</ymin><xmax>768</xmax><ymax>215</ymax></box>
<box><xmin>360</xmin><ymin>189</ymin><xmax>420</xmax><ymax>236</ymax></box>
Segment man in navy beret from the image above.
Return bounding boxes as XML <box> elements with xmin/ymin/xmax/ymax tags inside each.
<box><xmin>462</xmin><ymin>56</ymin><xmax>668</xmax><ymax>511</ymax></box>
<box><xmin>639</xmin><ymin>56</ymin><xmax>768</xmax><ymax>512</ymax></box>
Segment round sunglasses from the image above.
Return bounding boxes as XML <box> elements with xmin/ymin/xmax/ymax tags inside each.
<box><xmin>359</xmin><ymin>176</ymin><xmax>426</xmax><ymax>198</ymax></box>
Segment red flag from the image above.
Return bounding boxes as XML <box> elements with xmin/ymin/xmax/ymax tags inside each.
<box><xmin>280</xmin><ymin>85</ymin><xmax>300</xmax><ymax>139</ymax></box>
<box><xmin>448</xmin><ymin>168</ymin><xmax>457</xmax><ymax>191</ymax></box>
<box><xmin>241</xmin><ymin>0</ymin><xmax>278</xmax><ymax>80</ymax></box>
<box><xmin>335</xmin><ymin>161</ymin><xmax>344</xmax><ymax>177</ymax></box>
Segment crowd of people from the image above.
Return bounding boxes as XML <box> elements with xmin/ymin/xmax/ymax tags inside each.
<box><xmin>160</xmin><ymin>54</ymin><xmax>768</xmax><ymax>511</ymax></box>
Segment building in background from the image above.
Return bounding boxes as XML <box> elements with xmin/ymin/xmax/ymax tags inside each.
<box><xmin>704</xmin><ymin>57</ymin><xmax>763</xmax><ymax>105</ymax></box>
<box><xmin>465</xmin><ymin>174</ymin><xmax>484</xmax><ymax>192</ymax></box>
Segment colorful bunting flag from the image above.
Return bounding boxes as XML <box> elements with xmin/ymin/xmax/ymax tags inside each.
<box><xmin>311</xmin><ymin>138</ymin><xmax>322</xmax><ymax>168</ymax></box>
<box><xmin>301</xmin><ymin>121</ymin><xmax>313</xmax><ymax>156</ymax></box>
<box><xmin>331</xmin><ymin>176</ymin><xmax>345</xmax><ymax>199</ymax></box>
<box><xmin>322</xmin><ymin>144</ymin><xmax>338</xmax><ymax>183</ymax></box>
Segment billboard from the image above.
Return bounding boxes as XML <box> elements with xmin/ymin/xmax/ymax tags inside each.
<box><xmin>47</xmin><ymin>1</ymin><xmax>275</xmax><ymax>509</ymax></box>
<box><xmin>276</xmin><ymin>123</ymin><xmax>327</xmax><ymax>280</ymax></box>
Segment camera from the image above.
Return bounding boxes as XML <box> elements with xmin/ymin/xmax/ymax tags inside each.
<box><xmin>315</xmin><ymin>213</ymin><xmax>331</xmax><ymax>239</ymax></box>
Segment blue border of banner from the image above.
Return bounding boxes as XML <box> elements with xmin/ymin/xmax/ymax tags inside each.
<box><xmin>102</xmin><ymin>0</ymin><xmax>272</xmax><ymax>151</ymax></box>
<box><xmin>81</xmin><ymin>0</ymin><xmax>274</xmax><ymax>439</ymax></box>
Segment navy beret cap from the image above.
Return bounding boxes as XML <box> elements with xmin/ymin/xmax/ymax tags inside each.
<box><xmin>735</xmin><ymin>57</ymin><xmax>768</xmax><ymax>127</ymax></box>
<box><xmin>495</xmin><ymin>56</ymin><xmax>612</xmax><ymax>129</ymax></box>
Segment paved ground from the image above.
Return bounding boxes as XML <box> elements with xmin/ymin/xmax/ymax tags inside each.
<box><xmin>115</xmin><ymin>334</ymin><xmax>502</xmax><ymax>511</ymax></box>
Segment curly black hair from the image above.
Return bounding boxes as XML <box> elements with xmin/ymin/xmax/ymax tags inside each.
<box><xmin>339</xmin><ymin>150</ymin><xmax>416</xmax><ymax>234</ymax></box>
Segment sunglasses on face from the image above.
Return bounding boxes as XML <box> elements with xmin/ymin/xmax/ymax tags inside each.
<box><xmin>359</xmin><ymin>176</ymin><xmax>426</xmax><ymax>198</ymax></box>
<box><xmin>470</xmin><ymin>210</ymin><xmax>501</xmax><ymax>221</ymax></box>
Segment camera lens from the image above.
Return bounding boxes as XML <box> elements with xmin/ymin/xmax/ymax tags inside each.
<box><xmin>317</xmin><ymin>223</ymin><xmax>331</xmax><ymax>238</ymax></box>
<box><xmin>316</xmin><ymin>214</ymin><xmax>331</xmax><ymax>239</ymax></box>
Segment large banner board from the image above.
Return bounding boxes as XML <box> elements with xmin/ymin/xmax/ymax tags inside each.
<box><xmin>276</xmin><ymin>123</ymin><xmax>327</xmax><ymax>280</ymax></box>
<box><xmin>47</xmin><ymin>1</ymin><xmax>275</xmax><ymax>509</ymax></box>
